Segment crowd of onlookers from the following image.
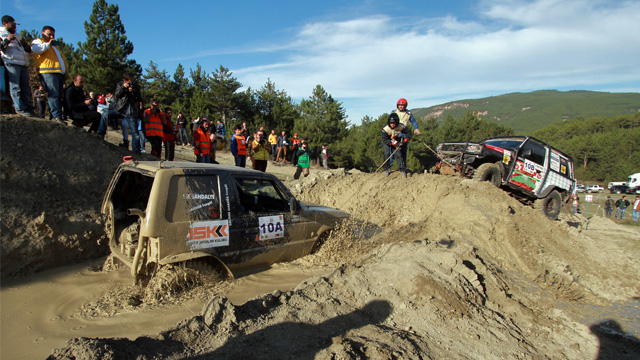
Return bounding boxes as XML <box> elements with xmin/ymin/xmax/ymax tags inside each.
<box><xmin>1</xmin><ymin>14</ymin><xmax>330</xmax><ymax>175</ymax></box>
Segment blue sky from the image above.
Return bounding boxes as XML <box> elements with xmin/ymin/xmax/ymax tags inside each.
<box><xmin>5</xmin><ymin>0</ymin><xmax>640</xmax><ymax>123</ymax></box>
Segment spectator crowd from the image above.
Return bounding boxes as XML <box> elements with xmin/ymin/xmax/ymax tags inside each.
<box><xmin>1</xmin><ymin>13</ymin><xmax>330</xmax><ymax>173</ymax></box>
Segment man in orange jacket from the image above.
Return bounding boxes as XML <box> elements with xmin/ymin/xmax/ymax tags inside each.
<box><xmin>230</xmin><ymin>124</ymin><xmax>247</xmax><ymax>167</ymax></box>
<box><xmin>142</xmin><ymin>99</ymin><xmax>165</xmax><ymax>158</ymax></box>
<box><xmin>193</xmin><ymin>118</ymin><xmax>211</xmax><ymax>163</ymax></box>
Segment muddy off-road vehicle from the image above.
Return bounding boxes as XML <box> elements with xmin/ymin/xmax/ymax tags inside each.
<box><xmin>102</xmin><ymin>160</ymin><xmax>348</xmax><ymax>283</ymax></box>
<box><xmin>433</xmin><ymin>136</ymin><xmax>576</xmax><ymax>220</ymax></box>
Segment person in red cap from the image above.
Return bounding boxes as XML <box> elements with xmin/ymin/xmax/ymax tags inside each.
<box><xmin>390</xmin><ymin>98</ymin><xmax>420</xmax><ymax>170</ymax></box>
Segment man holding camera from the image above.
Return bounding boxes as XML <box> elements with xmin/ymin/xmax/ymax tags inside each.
<box><xmin>252</xmin><ymin>130</ymin><xmax>271</xmax><ymax>172</ymax></box>
<box><xmin>1</xmin><ymin>15</ymin><xmax>36</xmax><ymax>116</ymax></box>
<box><xmin>142</xmin><ymin>99</ymin><xmax>165</xmax><ymax>158</ymax></box>
<box><xmin>114</xmin><ymin>73</ymin><xmax>143</xmax><ymax>152</ymax></box>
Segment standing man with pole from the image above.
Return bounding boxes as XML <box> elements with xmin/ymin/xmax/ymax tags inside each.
<box><xmin>381</xmin><ymin>113</ymin><xmax>410</xmax><ymax>177</ymax></box>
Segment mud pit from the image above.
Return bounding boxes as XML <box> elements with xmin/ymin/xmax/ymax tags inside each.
<box><xmin>1</xmin><ymin>115</ymin><xmax>639</xmax><ymax>359</ymax></box>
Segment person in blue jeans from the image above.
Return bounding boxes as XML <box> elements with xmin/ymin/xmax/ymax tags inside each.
<box><xmin>114</xmin><ymin>74</ymin><xmax>143</xmax><ymax>152</ymax></box>
<box><xmin>633</xmin><ymin>196</ymin><xmax>640</xmax><ymax>222</ymax></box>
<box><xmin>615</xmin><ymin>196</ymin><xmax>631</xmax><ymax>220</ymax></box>
<box><xmin>1</xmin><ymin>15</ymin><xmax>35</xmax><ymax>116</ymax></box>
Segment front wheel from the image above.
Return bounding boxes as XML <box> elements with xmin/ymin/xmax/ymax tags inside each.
<box><xmin>472</xmin><ymin>163</ymin><xmax>501</xmax><ymax>187</ymax></box>
<box><xmin>534</xmin><ymin>190</ymin><xmax>562</xmax><ymax>220</ymax></box>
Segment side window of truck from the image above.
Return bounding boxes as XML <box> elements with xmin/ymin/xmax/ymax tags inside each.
<box><xmin>519</xmin><ymin>140</ymin><xmax>546</xmax><ymax>166</ymax></box>
<box><xmin>234</xmin><ymin>178</ymin><xmax>289</xmax><ymax>214</ymax></box>
<box><xmin>166</xmin><ymin>175</ymin><xmax>221</xmax><ymax>222</ymax></box>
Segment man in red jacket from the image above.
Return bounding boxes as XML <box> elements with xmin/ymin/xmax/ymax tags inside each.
<box><xmin>193</xmin><ymin>118</ymin><xmax>211</xmax><ymax>163</ymax></box>
<box><xmin>142</xmin><ymin>99</ymin><xmax>164</xmax><ymax>158</ymax></box>
<box><xmin>162</xmin><ymin>107</ymin><xmax>176</xmax><ymax>161</ymax></box>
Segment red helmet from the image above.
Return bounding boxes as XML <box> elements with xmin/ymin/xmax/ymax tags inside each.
<box><xmin>397</xmin><ymin>98</ymin><xmax>408</xmax><ymax>107</ymax></box>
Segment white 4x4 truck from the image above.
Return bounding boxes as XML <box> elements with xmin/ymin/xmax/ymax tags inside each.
<box><xmin>434</xmin><ymin>136</ymin><xmax>576</xmax><ymax>220</ymax></box>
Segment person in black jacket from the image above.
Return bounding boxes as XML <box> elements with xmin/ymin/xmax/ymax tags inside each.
<box><xmin>114</xmin><ymin>73</ymin><xmax>143</xmax><ymax>152</ymax></box>
<box><xmin>65</xmin><ymin>74</ymin><xmax>101</xmax><ymax>135</ymax></box>
<box><xmin>615</xmin><ymin>196</ymin><xmax>631</xmax><ymax>220</ymax></box>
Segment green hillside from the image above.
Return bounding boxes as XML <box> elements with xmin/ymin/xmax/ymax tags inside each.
<box><xmin>412</xmin><ymin>90</ymin><xmax>640</xmax><ymax>133</ymax></box>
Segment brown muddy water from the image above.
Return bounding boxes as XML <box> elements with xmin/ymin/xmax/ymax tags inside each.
<box><xmin>0</xmin><ymin>258</ymin><xmax>328</xmax><ymax>360</ymax></box>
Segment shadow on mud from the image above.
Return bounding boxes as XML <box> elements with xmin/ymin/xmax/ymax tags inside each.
<box><xmin>192</xmin><ymin>299</ymin><xmax>392</xmax><ymax>359</ymax></box>
<box><xmin>590</xmin><ymin>320</ymin><xmax>640</xmax><ymax>360</ymax></box>
<box><xmin>47</xmin><ymin>300</ymin><xmax>392</xmax><ymax>359</ymax></box>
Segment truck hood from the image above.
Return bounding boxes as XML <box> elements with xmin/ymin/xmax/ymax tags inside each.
<box><xmin>300</xmin><ymin>202</ymin><xmax>349</xmax><ymax>220</ymax></box>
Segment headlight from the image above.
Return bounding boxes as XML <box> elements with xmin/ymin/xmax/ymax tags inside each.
<box><xmin>466</xmin><ymin>144</ymin><xmax>482</xmax><ymax>153</ymax></box>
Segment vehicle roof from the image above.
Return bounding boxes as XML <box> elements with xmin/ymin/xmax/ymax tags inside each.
<box><xmin>119</xmin><ymin>161</ymin><xmax>275</xmax><ymax>177</ymax></box>
<box><xmin>481</xmin><ymin>135</ymin><xmax>573</xmax><ymax>160</ymax></box>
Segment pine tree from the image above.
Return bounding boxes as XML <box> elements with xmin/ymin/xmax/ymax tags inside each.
<box><xmin>210</xmin><ymin>66</ymin><xmax>241</xmax><ymax>128</ymax></box>
<box><xmin>253</xmin><ymin>79</ymin><xmax>298</xmax><ymax>132</ymax></box>
<box><xmin>75</xmin><ymin>0</ymin><xmax>141</xmax><ymax>94</ymax></box>
<box><xmin>295</xmin><ymin>85</ymin><xmax>348</xmax><ymax>155</ymax></box>
<box><xmin>141</xmin><ymin>61</ymin><xmax>177</xmax><ymax>108</ymax></box>
<box><xmin>172</xmin><ymin>64</ymin><xmax>190</xmax><ymax>112</ymax></box>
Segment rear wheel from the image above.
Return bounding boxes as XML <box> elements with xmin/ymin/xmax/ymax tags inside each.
<box><xmin>472</xmin><ymin>163</ymin><xmax>501</xmax><ymax>187</ymax></box>
<box><xmin>182</xmin><ymin>258</ymin><xmax>227</xmax><ymax>281</ymax></box>
<box><xmin>534</xmin><ymin>190</ymin><xmax>562</xmax><ymax>220</ymax></box>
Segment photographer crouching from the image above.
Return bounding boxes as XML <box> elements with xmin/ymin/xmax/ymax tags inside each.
<box><xmin>252</xmin><ymin>130</ymin><xmax>271</xmax><ymax>172</ymax></box>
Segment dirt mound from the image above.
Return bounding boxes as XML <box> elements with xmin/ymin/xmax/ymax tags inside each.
<box><xmin>0</xmin><ymin>115</ymin><xmax>154</xmax><ymax>277</ymax></box>
<box><xmin>290</xmin><ymin>172</ymin><xmax>640</xmax><ymax>303</ymax></box>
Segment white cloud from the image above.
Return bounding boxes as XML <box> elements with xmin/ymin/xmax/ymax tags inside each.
<box><xmin>233</xmin><ymin>0</ymin><xmax>640</xmax><ymax>122</ymax></box>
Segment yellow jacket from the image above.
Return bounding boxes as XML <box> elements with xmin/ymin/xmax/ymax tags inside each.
<box><xmin>252</xmin><ymin>140</ymin><xmax>271</xmax><ymax>160</ymax></box>
<box><xmin>31</xmin><ymin>38</ymin><xmax>68</xmax><ymax>76</ymax></box>
<box><xmin>268</xmin><ymin>133</ymin><xmax>278</xmax><ymax>145</ymax></box>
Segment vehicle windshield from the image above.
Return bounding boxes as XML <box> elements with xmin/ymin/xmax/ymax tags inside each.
<box><xmin>483</xmin><ymin>138</ymin><xmax>525</xmax><ymax>150</ymax></box>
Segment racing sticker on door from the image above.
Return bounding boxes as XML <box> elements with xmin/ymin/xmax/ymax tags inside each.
<box><xmin>258</xmin><ymin>215</ymin><xmax>284</xmax><ymax>243</ymax></box>
<box><xmin>186</xmin><ymin>220</ymin><xmax>229</xmax><ymax>250</ymax></box>
<box><xmin>509</xmin><ymin>159</ymin><xmax>543</xmax><ymax>192</ymax></box>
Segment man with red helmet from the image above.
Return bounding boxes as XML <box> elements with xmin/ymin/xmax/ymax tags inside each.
<box><xmin>392</xmin><ymin>98</ymin><xmax>420</xmax><ymax>135</ymax></box>
<box><xmin>389</xmin><ymin>98</ymin><xmax>420</xmax><ymax>170</ymax></box>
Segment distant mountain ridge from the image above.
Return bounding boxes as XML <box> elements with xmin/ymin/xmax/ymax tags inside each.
<box><xmin>411</xmin><ymin>90</ymin><xmax>640</xmax><ymax>133</ymax></box>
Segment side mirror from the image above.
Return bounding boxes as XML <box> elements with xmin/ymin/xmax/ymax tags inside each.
<box><xmin>290</xmin><ymin>198</ymin><xmax>301</xmax><ymax>214</ymax></box>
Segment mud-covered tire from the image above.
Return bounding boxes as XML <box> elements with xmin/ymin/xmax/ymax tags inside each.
<box><xmin>534</xmin><ymin>190</ymin><xmax>562</xmax><ymax>220</ymax></box>
<box><xmin>472</xmin><ymin>163</ymin><xmax>501</xmax><ymax>187</ymax></box>
<box><xmin>183</xmin><ymin>258</ymin><xmax>226</xmax><ymax>281</ymax></box>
